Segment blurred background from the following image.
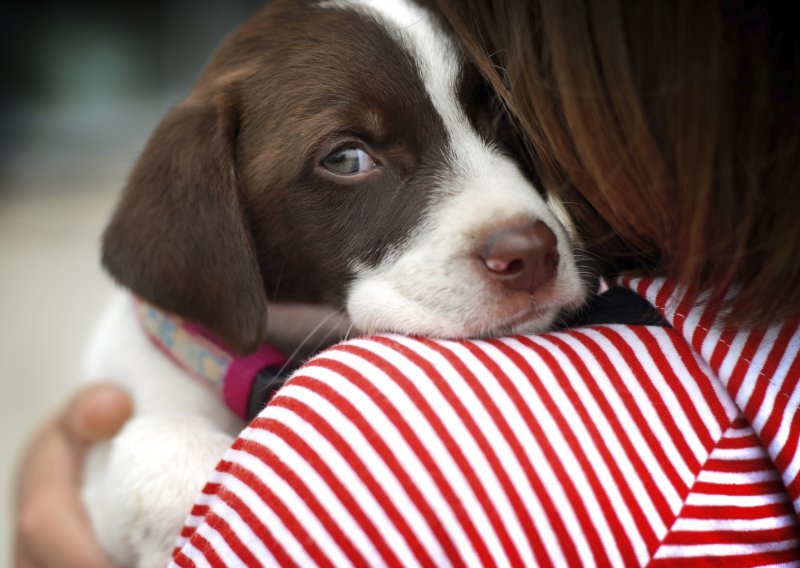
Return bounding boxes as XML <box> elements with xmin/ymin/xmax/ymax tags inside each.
<box><xmin>1</xmin><ymin>0</ymin><xmax>263</xmax><ymax>561</ymax></box>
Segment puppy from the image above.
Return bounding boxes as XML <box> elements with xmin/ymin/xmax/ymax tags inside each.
<box><xmin>81</xmin><ymin>0</ymin><xmax>589</xmax><ymax>565</ymax></box>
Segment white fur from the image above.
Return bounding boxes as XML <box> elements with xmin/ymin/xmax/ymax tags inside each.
<box><xmin>334</xmin><ymin>0</ymin><xmax>587</xmax><ymax>337</ymax></box>
<box><xmin>347</xmin><ymin>156</ymin><xmax>586</xmax><ymax>337</ymax></box>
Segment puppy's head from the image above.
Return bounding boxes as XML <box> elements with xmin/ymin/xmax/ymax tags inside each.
<box><xmin>103</xmin><ymin>0</ymin><xmax>590</xmax><ymax>354</ymax></box>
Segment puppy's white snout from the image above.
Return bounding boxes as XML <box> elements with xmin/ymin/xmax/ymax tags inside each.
<box><xmin>480</xmin><ymin>221</ymin><xmax>559</xmax><ymax>293</ymax></box>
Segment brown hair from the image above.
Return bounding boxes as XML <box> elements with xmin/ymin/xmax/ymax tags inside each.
<box><xmin>435</xmin><ymin>0</ymin><xmax>799</xmax><ymax>326</ymax></box>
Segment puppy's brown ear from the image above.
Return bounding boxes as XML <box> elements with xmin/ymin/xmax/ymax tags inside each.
<box><xmin>102</xmin><ymin>93</ymin><xmax>267</xmax><ymax>354</ymax></box>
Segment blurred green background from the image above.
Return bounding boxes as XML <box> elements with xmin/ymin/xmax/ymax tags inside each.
<box><xmin>1</xmin><ymin>0</ymin><xmax>264</xmax><ymax>195</ymax></box>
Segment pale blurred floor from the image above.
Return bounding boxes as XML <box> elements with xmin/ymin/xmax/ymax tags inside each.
<box><xmin>0</xmin><ymin>97</ymin><xmax>167</xmax><ymax>566</ymax></box>
<box><xmin>0</xmin><ymin>182</ymin><xmax>117</xmax><ymax>565</ymax></box>
<box><xmin>1</xmin><ymin>4</ymin><xmax>260</xmax><ymax>562</ymax></box>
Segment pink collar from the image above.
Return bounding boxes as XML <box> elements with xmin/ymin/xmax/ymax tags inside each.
<box><xmin>135</xmin><ymin>298</ymin><xmax>288</xmax><ymax>420</ymax></box>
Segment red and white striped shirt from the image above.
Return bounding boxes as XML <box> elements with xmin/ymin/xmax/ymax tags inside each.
<box><xmin>173</xmin><ymin>276</ymin><xmax>800</xmax><ymax>566</ymax></box>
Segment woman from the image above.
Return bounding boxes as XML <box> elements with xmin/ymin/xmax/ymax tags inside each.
<box><xmin>16</xmin><ymin>0</ymin><xmax>799</xmax><ymax>565</ymax></box>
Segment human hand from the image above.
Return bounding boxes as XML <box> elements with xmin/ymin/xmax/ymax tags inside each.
<box><xmin>15</xmin><ymin>384</ymin><xmax>133</xmax><ymax>568</ymax></box>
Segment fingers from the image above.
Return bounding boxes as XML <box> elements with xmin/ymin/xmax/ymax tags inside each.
<box><xmin>17</xmin><ymin>482</ymin><xmax>116</xmax><ymax>568</ymax></box>
<box><xmin>61</xmin><ymin>383</ymin><xmax>134</xmax><ymax>450</ymax></box>
<box><xmin>14</xmin><ymin>384</ymin><xmax>132</xmax><ymax>568</ymax></box>
<box><xmin>14</xmin><ymin>547</ymin><xmax>39</xmax><ymax>568</ymax></box>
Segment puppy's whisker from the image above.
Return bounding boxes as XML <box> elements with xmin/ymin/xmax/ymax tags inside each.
<box><xmin>276</xmin><ymin>311</ymin><xmax>337</xmax><ymax>377</ymax></box>
<box><xmin>271</xmin><ymin>260</ymin><xmax>286</xmax><ymax>301</ymax></box>
<box><xmin>308</xmin><ymin>313</ymin><xmax>347</xmax><ymax>356</ymax></box>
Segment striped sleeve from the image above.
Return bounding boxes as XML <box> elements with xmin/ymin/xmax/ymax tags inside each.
<box><xmin>623</xmin><ymin>275</ymin><xmax>800</xmax><ymax>525</ymax></box>
<box><xmin>173</xmin><ymin>278</ymin><xmax>800</xmax><ymax>566</ymax></box>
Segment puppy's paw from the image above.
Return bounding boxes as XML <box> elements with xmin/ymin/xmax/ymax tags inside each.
<box><xmin>83</xmin><ymin>413</ymin><xmax>233</xmax><ymax>567</ymax></box>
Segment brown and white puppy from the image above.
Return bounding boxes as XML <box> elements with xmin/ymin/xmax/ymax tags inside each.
<box><xmin>82</xmin><ymin>0</ymin><xmax>590</xmax><ymax>565</ymax></box>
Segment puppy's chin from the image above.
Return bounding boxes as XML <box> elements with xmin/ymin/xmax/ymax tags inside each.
<box><xmin>448</xmin><ymin>304</ymin><xmax>571</xmax><ymax>339</ymax></box>
<box><xmin>487</xmin><ymin>307</ymin><xmax>561</xmax><ymax>338</ymax></box>
<box><xmin>347</xmin><ymin>289</ymin><xmax>572</xmax><ymax>340</ymax></box>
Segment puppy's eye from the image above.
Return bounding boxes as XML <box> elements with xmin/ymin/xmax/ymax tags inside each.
<box><xmin>321</xmin><ymin>147</ymin><xmax>379</xmax><ymax>176</ymax></box>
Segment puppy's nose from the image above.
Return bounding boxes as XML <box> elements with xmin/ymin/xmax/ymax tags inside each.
<box><xmin>481</xmin><ymin>221</ymin><xmax>559</xmax><ymax>292</ymax></box>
